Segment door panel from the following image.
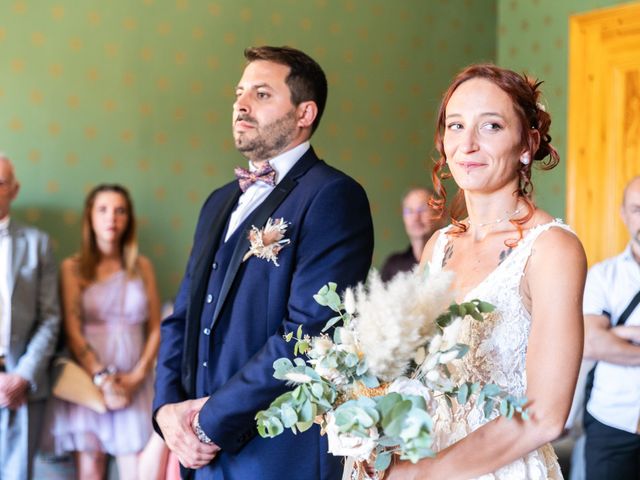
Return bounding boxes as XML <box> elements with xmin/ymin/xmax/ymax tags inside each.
<box><xmin>568</xmin><ymin>2</ymin><xmax>640</xmax><ymax>265</ymax></box>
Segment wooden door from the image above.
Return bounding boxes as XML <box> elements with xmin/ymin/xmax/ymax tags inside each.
<box><xmin>567</xmin><ymin>2</ymin><xmax>640</xmax><ymax>265</ymax></box>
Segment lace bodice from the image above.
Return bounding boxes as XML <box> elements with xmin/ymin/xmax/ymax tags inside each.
<box><xmin>426</xmin><ymin>219</ymin><xmax>571</xmax><ymax>479</ymax></box>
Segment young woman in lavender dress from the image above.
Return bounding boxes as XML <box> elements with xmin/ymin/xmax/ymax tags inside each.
<box><xmin>51</xmin><ymin>184</ymin><xmax>163</xmax><ymax>480</ymax></box>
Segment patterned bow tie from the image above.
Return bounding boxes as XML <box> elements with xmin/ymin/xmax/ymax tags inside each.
<box><xmin>234</xmin><ymin>163</ymin><xmax>276</xmax><ymax>192</ymax></box>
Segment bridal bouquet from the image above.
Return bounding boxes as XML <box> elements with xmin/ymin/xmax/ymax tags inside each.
<box><xmin>255</xmin><ymin>268</ymin><xmax>528</xmax><ymax>475</ymax></box>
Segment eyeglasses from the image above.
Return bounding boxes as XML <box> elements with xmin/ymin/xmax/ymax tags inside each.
<box><xmin>0</xmin><ymin>180</ymin><xmax>14</xmax><ymax>190</ymax></box>
<box><xmin>402</xmin><ymin>205</ymin><xmax>431</xmax><ymax>216</ymax></box>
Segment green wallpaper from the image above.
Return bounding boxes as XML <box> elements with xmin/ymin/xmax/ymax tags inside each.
<box><xmin>496</xmin><ymin>0</ymin><xmax>635</xmax><ymax>216</ymax></box>
<box><xmin>0</xmin><ymin>0</ymin><xmax>497</xmax><ymax>299</ymax></box>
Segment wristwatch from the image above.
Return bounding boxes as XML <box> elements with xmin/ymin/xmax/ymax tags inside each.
<box><xmin>92</xmin><ymin>366</ymin><xmax>116</xmax><ymax>387</ymax></box>
<box><xmin>193</xmin><ymin>412</ymin><xmax>214</xmax><ymax>445</ymax></box>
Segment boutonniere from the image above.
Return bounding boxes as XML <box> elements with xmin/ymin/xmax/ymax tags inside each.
<box><xmin>242</xmin><ymin>217</ymin><xmax>291</xmax><ymax>266</ymax></box>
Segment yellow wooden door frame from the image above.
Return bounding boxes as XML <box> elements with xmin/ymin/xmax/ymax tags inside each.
<box><xmin>567</xmin><ymin>2</ymin><xmax>640</xmax><ymax>265</ymax></box>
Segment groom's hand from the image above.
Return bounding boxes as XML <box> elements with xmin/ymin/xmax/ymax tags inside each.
<box><xmin>156</xmin><ymin>397</ymin><xmax>220</xmax><ymax>469</ymax></box>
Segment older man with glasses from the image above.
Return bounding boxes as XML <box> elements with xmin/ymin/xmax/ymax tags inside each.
<box><xmin>380</xmin><ymin>187</ymin><xmax>442</xmax><ymax>282</ymax></box>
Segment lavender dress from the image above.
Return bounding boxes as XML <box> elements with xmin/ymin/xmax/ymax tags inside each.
<box><xmin>51</xmin><ymin>271</ymin><xmax>154</xmax><ymax>455</ymax></box>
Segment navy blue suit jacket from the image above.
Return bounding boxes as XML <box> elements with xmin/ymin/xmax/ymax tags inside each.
<box><xmin>153</xmin><ymin>147</ymin><xmax>374</xmax><ymax>480</ymax></box>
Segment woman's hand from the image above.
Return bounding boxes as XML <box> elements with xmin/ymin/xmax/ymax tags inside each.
<box><xmin>385</xmin><ymin>458</ymin><xmax>427</xmax><ymax>480</ymax></box>
<box><xmin>113</xmin><ymin>370</ymin><xmax>144</xmax><ymax>398</ymax></box>
<box><xmin>100</xmin><ymin>371</ymin><xmax>143</xmax><ymax>411</ymax></box>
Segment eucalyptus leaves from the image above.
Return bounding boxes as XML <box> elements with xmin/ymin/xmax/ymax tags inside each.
<box><xmin>255</xmin><ymin>269</ymin><xmax>529</xmax><ymax>474</ymax></box>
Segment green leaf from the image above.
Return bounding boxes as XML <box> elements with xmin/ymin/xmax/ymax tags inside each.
<box><xmin>375</xmin><ymin>451</ymin><xmax>392</xmax><ymax>471</ymax></box>
<box><xmin>377</xmin><ymin>393</ymin><xmax>402</xmax><ymax>419</ymax></box>
<box><xmin>455</xmin><ymin>344</ymin><xmax>469</xmax><ymax>359</ymax></box>
<box><xmin>296</xmin><ymin>325</ymin><xmax>303</xmax><ymax>339</ymax></box>
<box><xmin>300</xmin><ymin>399</ymin><xmax>313</xmax><ymax>422</ymax></box>
<box><xmin>477</xmin><ymin>301</ymin><xmax>495</xmax><ymax>313</ymax></box>
<box><xmin>326</xmin><ymin>291</ymin><xmax>342</xmax><ymax>312</ymax></box>
<box><xmin>297</xmin><ymin>341</ymin><xmax>309</xmax><ymax>355</ymax></box>
<box><xmin>284</xmin><ymin>332</ymin><xmax>294</xmax><ymax>342</ymax></box>
<box><xmin>296</xmin><ymin>419</ymin><xmax>314</xmax><ymax>432</ymax></box>
<box><xmin>311</xmin><ymin>382</ymin><xmax>324</xmax><ymax>398</ymax></box>
<box><xmin>483</xmin><ymin>399</ymin><xmax>494</xmax><ymax>418</ymax></box>
<box><xmin>499</xmin><ymin>399</ymin><xmax>508</xmax><ymax>417</ymax></box>
<box><xmin>292</xmin><ymin>385</ymin><xmax>303</xmax><ymax>400</ymax></box>
<box><xmin>328</xmin><ymin>282</ymin><xmax>338</xmax><ymax>291</ymax></box>
<box><xmin>360</xmin><ymin>373</ymin><xmax>379</xmax><ymax>388</ymax></box>
<box><xmin>281</xmin><ymin>404</ymin><xmax>298</xmax><ymax>428</ymax></box>
<box><xmin>482</xmin><ymin>383</ymin><xmax>500</xmax><ymax>397</ymax></box>
<box><xmin>383</xmin><ymin>400</ymin><xmax>413</xmax><ymax>436</ymax></box>
<box><xmin>322</xmin><ymin>316</ymin><xmax>343</xmax><ymax>332</ymax></box>
<box><xmin>457</xmin><ymin>383</ymin><xmax>469</xmax><ymax>404</ymax></box>
<box><xmin>313</xmin><ymin>294</ymin><xmax>328</xmax><ymax>306</ymax></box>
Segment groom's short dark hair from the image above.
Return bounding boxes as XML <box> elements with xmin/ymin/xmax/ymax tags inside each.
<box><xmin>244</xmin><ymin>45</ymin><xmax>328</xmax><ymax>135</ymax></box>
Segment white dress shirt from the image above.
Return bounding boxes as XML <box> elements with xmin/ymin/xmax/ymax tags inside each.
<box><xmin>583</xmin><ymin>244</ymin><xmax>640</xmax><ymax>434</ymax></box>
<box><xmin>0</xmin><ymin>216</ymin><xmax>12</xmax><ymax>356</ymax></box>
<box><xmin>225</xmin><ymin>141</ymin><xmax>310</xmax><ymax>242</ymax></box>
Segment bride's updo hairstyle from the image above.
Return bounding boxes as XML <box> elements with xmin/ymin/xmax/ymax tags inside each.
<box><xmin>430</xmin><ymin>64</ymin><xmax>559</xmax><ymax>241</ymax></box>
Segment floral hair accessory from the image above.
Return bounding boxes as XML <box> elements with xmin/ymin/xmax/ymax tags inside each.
<box><xmin>536</xmin><ymin>101</ymin><xmax>546</xmax><ymax>112</ymax></box>
<box><xmin>242</xmin><ymin>217</ymin><xmax>291</xmax><ymax>266</ymax></box>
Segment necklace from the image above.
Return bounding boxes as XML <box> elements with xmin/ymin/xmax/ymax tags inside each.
<box><xmin>469</xmin><ymin>207</ymin><xmax>522</xmax><ymax>228</ymax></box>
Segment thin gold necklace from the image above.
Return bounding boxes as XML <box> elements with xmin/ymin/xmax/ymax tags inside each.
<box><xmin>469</xmin><ymin>207</ymin><xmax>522</xmax><ymax>228</ymax></box>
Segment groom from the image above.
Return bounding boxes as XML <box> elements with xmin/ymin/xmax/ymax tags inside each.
<box><xmin>153</xmin><ymin>46</ymin><xmax>374</xmax><ymax>479</ymax></box>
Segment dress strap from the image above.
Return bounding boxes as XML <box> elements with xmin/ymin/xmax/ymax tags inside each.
<box><xmin>427</xmin><ymin>226</ymin><xmax>453</xmax><ymax>274</ymax></box>
<box><xmin>499</xmin><ymin>219</ymin><xmax>574</xmax><ymax>282</ymax></box>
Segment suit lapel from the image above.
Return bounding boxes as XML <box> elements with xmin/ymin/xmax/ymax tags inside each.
<box><xmin>8</xmin><ymin>223</ymin><xmax>25</xmax><ymax>296</ymax></box>
<box><xmin>209</xmin><ymin>148</ymin><xmax>319</xmax><ymax>329</ymax></box>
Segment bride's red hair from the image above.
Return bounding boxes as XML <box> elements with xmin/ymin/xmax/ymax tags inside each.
<box><xmin>430</xmin><ymin>64</ymin><xmax>559</xmax><ymax>245</ymax></box>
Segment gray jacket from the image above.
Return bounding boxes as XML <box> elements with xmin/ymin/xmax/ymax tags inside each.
<box><xmin>6</xmin><ymin>220</ymin><xmax>60</xmax><ymax>399</ymax></box>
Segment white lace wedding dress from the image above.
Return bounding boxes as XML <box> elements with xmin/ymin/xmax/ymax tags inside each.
<box><xmin>425</xmin><ymin>220</ymin><xmax>568</xmax><ymax>479</ymax></box>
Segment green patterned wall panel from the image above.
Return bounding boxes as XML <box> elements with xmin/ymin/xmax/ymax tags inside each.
<box><xmin>497</xmin><ymin>0</ymin><xmax>635</xmax><ymax>218</ymax></box>
<box><xmin>0</xmin><ymin>0</ymin><xmax>496</xmax><ymax>299</ymax></box>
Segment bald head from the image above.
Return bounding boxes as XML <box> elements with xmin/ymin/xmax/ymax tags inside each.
<box><xmin>621</xmin><ymin>176</ymin><xmax>640</xmax><ymax>248</ymax></box>
<box><xmin>622</xmin><ymin>176</ymin><xmax>640</xmax><ymax>207</ymax></box>
<box><xmin>0</xmin><ymin>154</ymin><xmax>20</xmax><ymax>219</ymax></box>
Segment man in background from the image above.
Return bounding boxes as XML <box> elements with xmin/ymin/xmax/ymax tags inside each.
<box><xmin>582</xmin><ymin>176</ymin><xmax>640</xmax><ymax>479</ymax></box>
<box><xmin>380</xmin><ymin>187</ymin><xmax>441</xmax><ymax>281</ymax></box>
<box><xmin>0</xmin><ymin>154</ymin><xmax>60</xmax><ymax>479</ymax></box>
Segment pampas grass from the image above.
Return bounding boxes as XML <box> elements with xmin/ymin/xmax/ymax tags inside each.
<box><xmin>350</xmin><ymin>267</ymin><xmax>454</xmax><ymax>382</ymax></box>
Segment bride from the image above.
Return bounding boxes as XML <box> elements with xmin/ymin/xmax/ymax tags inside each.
<box><xmin>385</xmin><ymin>65</ymin><xmax>587</xmax><ymax>479</ymax></box>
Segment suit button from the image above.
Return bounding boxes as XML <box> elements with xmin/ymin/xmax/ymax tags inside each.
<box><xmin>203</xmin><ymin>361</ymin><xmax>208</xmax><ymax>367</ymax></box>
<box><xmin>203</xmin><ymin>328</ymin><xmax>210</xmax><ymax>335</ymax></box>
<box><xmin>212</xmin><ymin>262</ymin><xmax>218</xmax><ymax>270</ymax></box>
<box><xmin>206</xmin><ymin>294</ymin><xmax>213</xmax><ymax>303</ymax></box>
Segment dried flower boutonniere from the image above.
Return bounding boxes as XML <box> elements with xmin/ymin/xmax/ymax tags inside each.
<box><xmin>242</xmin><ymin>217</ymin><xmax>291</xmax><ymax>266</ymax></box>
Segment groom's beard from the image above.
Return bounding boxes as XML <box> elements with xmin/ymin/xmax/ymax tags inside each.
<box><xmin>234</xmin><ymin>110</ymin><xmax>298</xmax><ymax>162</ymax></box>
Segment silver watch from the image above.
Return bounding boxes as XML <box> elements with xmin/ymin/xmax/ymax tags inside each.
<box><xmin>193</xmin><ymin>412</ymin><xmax>214</xmax><ymax>445</ymax></box>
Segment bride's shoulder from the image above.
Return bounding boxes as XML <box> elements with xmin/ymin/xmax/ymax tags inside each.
<box><xmin>527</xmin><ymin>215</ymin><xmax>586</xmax><ymax>270</ymax></box>
<box><xmin>419</xmin><ymin>226</ymin><xmax>450</xmax><ymax>267</ymax></box>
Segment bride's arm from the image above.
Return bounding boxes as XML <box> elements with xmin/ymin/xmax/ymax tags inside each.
<box><xmin>387</xmin><ymin>228</ymin><xmax>587</xmax><ymax>480</ymax></box>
